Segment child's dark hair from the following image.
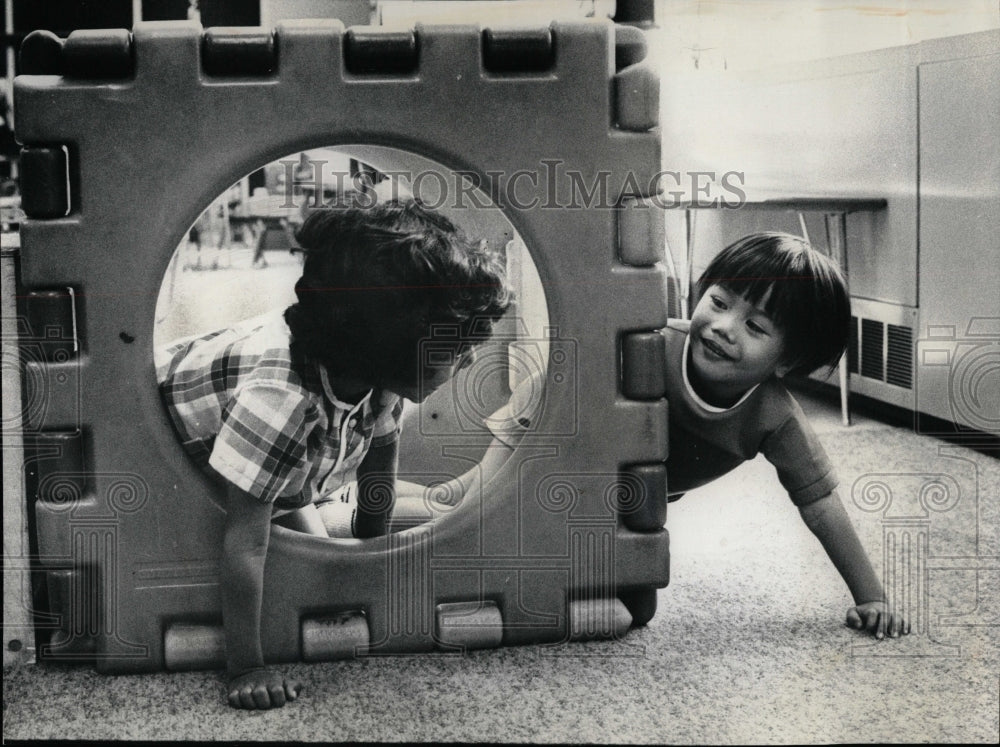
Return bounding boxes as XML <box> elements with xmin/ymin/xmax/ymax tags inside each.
<box><xmin>284</xmin><ymin>197</ymin><xmax>511</xmax><ymax>387</ymax></box>
<box><xmin>696</xmin><ymin>232</ymin><xmax>851</xmax><ymax>377</ymax></box>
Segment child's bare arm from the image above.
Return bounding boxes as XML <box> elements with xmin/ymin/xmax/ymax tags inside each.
<box><xmin>798</xmin><ymin>490</ymin><xmax>910</xmax><ymax>639</ymax></box>
<box><xmin>221</xmin><ymin>483</ymin><xmax>301</xmax><ymax>708</ymax></box>
<box><xmin>355</xmin><ymin>440</ymin><xmax>399</xmax><ymax>538</ymax></box>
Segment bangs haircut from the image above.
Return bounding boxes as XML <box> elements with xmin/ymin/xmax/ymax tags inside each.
<box><xmin>696</xmin><ymin>232</ymin><xmax>851</xmax><ymax>377</ymax></box>
<box><xmin>284</xmin><ymin>196</ymin><xmax>512</xmax><ymax>386</ymax></box>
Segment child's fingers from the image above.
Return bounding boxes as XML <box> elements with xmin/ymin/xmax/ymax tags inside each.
<box><xmin>895</xmin><ymin>614</ymin><xmax>912</xmax><ymax>637</ymax></box>
<box><xmin>884</xmin><ymin>615</ymin><xmax>902</xmax><ymax>638</ymax></box>
<box><xmin>268</xmin><ymin>682</ymin><xmax>287</xmax><ymax>707</ymax></box>
<box><xmin>239</xmin><ymin>686</ymin><xmax>259</xmax><ymax>709</ymax></box>
<box><xmin>285</xmin><ymin>680</ymin><xmax>301</xmax><ymax>701</ymax></box>
<box><xmin>845</xmin><ymin>607</ymin><xmax>864</xmax><ymax>629</ymax></box>
<box><xmin>861</xmin><ymin>607</ymin><xmax>884</xmax><ymax>639</ymax></box>
<box><xmin>252</xmin><ymin>683</ymin><xmax>275</xmax><ymax>709</ymax></box>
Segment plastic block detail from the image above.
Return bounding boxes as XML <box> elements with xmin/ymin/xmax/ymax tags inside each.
<box><xmin>44</xmin><ymin>568</ymin><xmax>99</xmax><ymax>658</ymax></box>
<box><xmin>344</xmin><ymin>28</ymin><xmax>418</xmax><ymax>75</ymax></box>
<box><xmin>621</xmin><ymin>331</ymin><xmax>666</xmax><ymax>400</ymax></box>
<box><xmin>164</xmin><ymin>624</ymin><xmax>225</xmax><ymax>671</ymax></box>
<box><xmin>11</xmin><ymin>19</ymin><xmax>670</xmax><ymax>671</ymax></box>
<box><xmin>483</xmin><ymin>27</ymin><xmax>554</xmax><ymax>73</ymax></box>
<box><xmin>18</xmin><ymin>288</ymin><xmax>82</xmax><ymax>431</ymax></box>
<box><xmin>19</xmin><ymin>148</ymin><xmax>70</xmax><ymax>219</ymax></box>
<box><xmin>618</xmin><ymin>587</ymin><xmax>658</xmax><ymax>627</ymax></box>
<box><xmin>301</xmin><ymin>612</ymin><xmax>370</xmax><ymax>661</ymax></box>
<box><xmin>23</xmin><ymin>289</ymin><xmax>78</xmax><ymax>362</ymax></box>
<box><xmin>619</xmin><ymin>197</ymin><xmax>665</xmax><ymax>266</ymax></box>
<box><xmin>435</xmin><ymin>601</ymin><xmax>503</xmax><ymax>651</ymax></box>
<box><xmin>18</xmin><ymin>30</ymin><xmax>65</xmax><ymax>75</ymax></box>
<box><xmin>614</xmin><ymin>24</ymin><xmax>648</xmax><ymax>71</ymax></box>
<box><xmin>619</xmin><ymin>463</ymin><xmax>666</xmax><ymax>531</ymax></box>
<box><xmin>21</xmin><ymin>361</ymin><xmax>82</xmax><ymax>432</ymax></box>
<box><xmin>63</xmin><ymin>29</ymin><xmax>134</xmax><ymax>79</ymax></box>
<box><xmin>614</xmin><ymin>63</ymin><xmax>659</xmax><ymax>131</ymax></box>
<box><xmin>202</xmin><ymin>28</ymin><xmax>277</xmax><ymax>77</ymax></box>
<box><xmin>568</xmin><ymin>598</ymin><xmax>632</xmax><ymax>641</ymax></box>
<box><xmin>31</xmin><ymin>430</ymin><xmax>87</xmax><ymax>503</ymax></box>
<box><xmin>614</xmin><ymin>0</ymin><xmax>657</xmax><ymax>28</ymax></box>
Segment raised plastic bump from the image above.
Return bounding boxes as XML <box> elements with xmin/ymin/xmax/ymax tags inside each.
<box><xmin>32</xmin><ymin>430</ymin><xmax>86</xmax><ymax>502</ymax></box>
<box><xmin>21</xmin><ymin>361</ymin><xmax>81</xmax><ymax>432</ymax></box>
<box><xmin>18</xmin><ymin>30</ymin><xmax>65</xmax><ymax>75</ymax></box>
<box><xmin>614</xmin><ymin>63</ymin><xmax>659</xmax><ymax>131</ymax></box>
<box><xmin>19</xmin><ymin>147</ymin><xmax>69</xmax><ymax>219</ymax></box>
<box><xmin>569</xmin><ymin>598</ymin><xmax>632</xmax><ymax>641</ymax></box>
<box><xmin>614</xmin><ymin>24</ymin><xmax>647</xmax><ymax>71</ymax></box>
<box><xmin>344</xmin><ymin>29</ymin><xmax>418</xmax><ymax>74</ymax></box>
<box><xmin>614</xmin><ymin>0</ymin><xmax>656</xmax><ymax>28</ymax></box>
<box><xmin>202</xmin><ymin>28</ymin><xmax>277</xmax><ymax>77</ymax></box>
<box><xmin>435</xmin><ymin>601</ymin><xmax>503</xmax><ymax>650</ymax></box>
<box><xmin>164</xmin><ymin>624</ymin><xmax>225</xmax><ymax>671</ymax></box>
<box><xmin>482</xmin><ymin>27</ymin><xmax>554</xmax><ymax>73</ymax></box>
<box><xmin>621</xmin><ymin>331</ymin><xmax>667</xmax><ymax>400</ymax></box>
<box><xmin>24</xmin><ymin>289</ymin><xmax>77</xmax><ymax>361</ymax></box>
<box><xmin>618</xmin><ymin>588</ymin><xmax>658</xmax><ymax>627</ymax></box>
<box><xmin>45</xmin><ymin>569</ymin><xmax>98</xmax><ymax>656</ymax></box>
<box><xmin>63</xmin><ymin>29</ymin><xmax>133</xmax><ymax>79</ymax></box>
<box><xmin>301</xmin><ymin>612</ymin><xmax>370</xmax><ymax>661</ymax></box>
<box><xmin>619</xmin><ymin>197</ymin><xmax>665</xmax><ymax>266</ymax></box>
<box><xmin>620</xmin><ymin>463</ymin><xmax>667</xmax><ymax>531</ymax></box>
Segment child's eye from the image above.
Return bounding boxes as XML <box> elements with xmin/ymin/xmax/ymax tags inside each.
<box><xmin>747</xmin><ymin>320</ymin><xmax>768</xmax><ymax>335</ymax></box>
<box><xmin>710</xmin><ymin>295</ymin><xmax>727</xmax><ymax>310</ymax></box>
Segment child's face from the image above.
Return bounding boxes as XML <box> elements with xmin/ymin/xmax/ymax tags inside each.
<box><xmin>687</xmin><ymin>284</ymin><xmax>789</xmax><ymax>406</ymax></box>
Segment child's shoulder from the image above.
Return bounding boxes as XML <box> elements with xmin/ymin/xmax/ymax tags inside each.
<box><xmin>220</xmin><ymin>309</ymin><xmax>317</xmax><ymax>396</ymax></box>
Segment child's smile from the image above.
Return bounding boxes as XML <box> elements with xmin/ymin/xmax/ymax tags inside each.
<box><xmin>698</xmin><ymin>335</ymin><xmax>736</xmax><ymax>362</ymax></box>
<box><xmin>688</xmin><ymin>284</ymin><xmax>789</xmax><ymax>407</ymax></box>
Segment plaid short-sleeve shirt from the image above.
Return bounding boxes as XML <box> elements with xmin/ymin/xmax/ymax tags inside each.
<box><xmin>156</xmin><ymin>309</ymin><xmax>403</xmax><ymax>509</ymax></box>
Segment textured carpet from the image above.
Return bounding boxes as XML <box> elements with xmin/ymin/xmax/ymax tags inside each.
<box><xmin>4</xmin><ymin>389</ymin><xmax>999</xmax><ymax>744</ymax></box>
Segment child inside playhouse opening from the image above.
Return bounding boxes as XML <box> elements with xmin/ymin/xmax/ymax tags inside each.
<box><xmin>664</xmin><ymin>232</ymin><xmax>910</xmax><ymax>642</ymax></box>
<box><xmin>156</xmin><ymin>195</ymin><xmax>511</xmax><ymax>709</ymax></box>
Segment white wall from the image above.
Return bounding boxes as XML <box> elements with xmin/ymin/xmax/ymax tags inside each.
<box><xmin>649</xmin><ymin>0</ymin><xmax>1000</xmax><ymax>73</ymax></box>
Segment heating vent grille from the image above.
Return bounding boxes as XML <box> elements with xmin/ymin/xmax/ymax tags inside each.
<box><xmin>886</xmin><ymin>325</ymin><xmax>913</xmax><ymax>389</ymax></box>
<box><xmin>860</xmin><ymin>318</ymin><xmax>884</xmax><ymax>380</ymax></box>
<box><xmin>847</xmin><ymin>316</ymin><xmax>914</xmax><ymax>390</ymax></box>
<box><xmin>848</xmin><ymin>316</ymin><xmax>859</xmax><ymax>374</ymax></box>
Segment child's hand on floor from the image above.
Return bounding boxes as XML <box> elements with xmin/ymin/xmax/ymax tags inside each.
<box><xmin>846</xmin><ymin>601</ymin><xmax>910</xmax><ymax>640</ymax></box>
<box><xmin>227</xmin><ymin>666</ymin><xmax>301</xmax><ymax>709</ymax></box>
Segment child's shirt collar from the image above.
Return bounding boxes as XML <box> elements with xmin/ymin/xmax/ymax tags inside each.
<box><xmin>317</xmin><ymin>363</ymin><xmax>373</xmax><ymax>413</ymax></box>
<box><xmin>681</xmin><ymin>333</ymin><xmax>759</xmax><ymax>413</ymax></box>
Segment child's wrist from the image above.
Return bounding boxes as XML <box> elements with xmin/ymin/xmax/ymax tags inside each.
<box><xmin>854</xmin><ymin>596</ymin><xmax>887</xmax><ymax>607</ymax></box>
<box><xmin>227</xmin><ymin>664</ymin><xmax>266</xmax><ymax>683</ymax></box>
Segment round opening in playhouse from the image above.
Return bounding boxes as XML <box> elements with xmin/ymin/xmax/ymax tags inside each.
<box><xmin>152</xmin><ymin>145</ymin><xmax>550</xmax><ymax>537</ymax></box>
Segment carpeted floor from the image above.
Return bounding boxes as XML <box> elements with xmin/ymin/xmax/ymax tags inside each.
<box><xmin>4</xmin><ymin>388</ymin><xmax>999</xmax><ymax>744</ymax></box>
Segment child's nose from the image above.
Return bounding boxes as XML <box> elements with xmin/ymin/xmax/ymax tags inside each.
<box><xmin>711</xmin><ymin>316</ymin><xmax>736</xmax><ymax>342</ymax></box>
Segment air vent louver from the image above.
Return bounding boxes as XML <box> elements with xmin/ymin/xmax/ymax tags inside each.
<box><xmin>886</xmin><ymin>324</ymin><xmax>913</xmax><ymax>389</ymax></box>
